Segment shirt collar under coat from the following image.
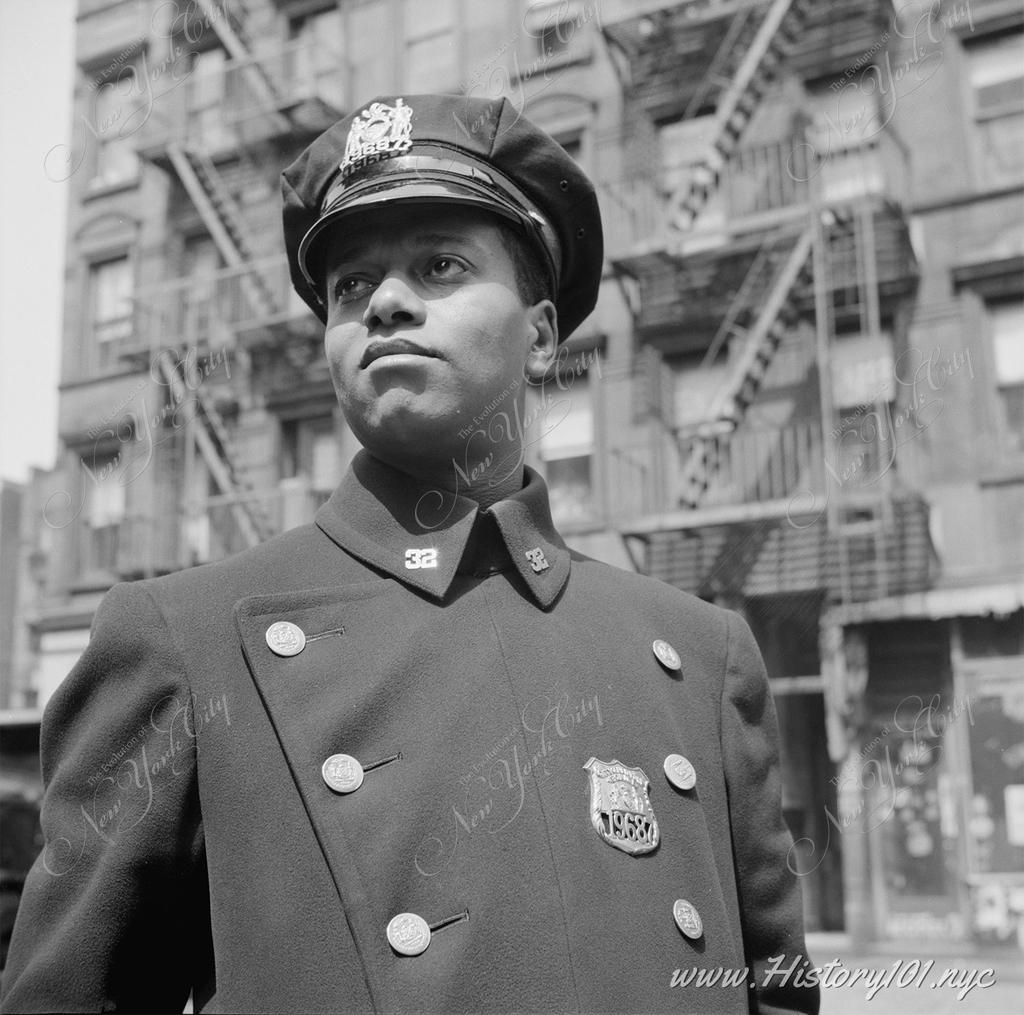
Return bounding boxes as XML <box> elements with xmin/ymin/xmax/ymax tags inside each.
<box><xmin>315</xmin><ymin>450</ymin><xmax>571</xmax><ymax>608</ymax></box>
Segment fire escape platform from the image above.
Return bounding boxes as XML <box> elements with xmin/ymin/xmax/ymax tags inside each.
<box><xmin>611</xmin><ymin>205</ymin><xmax>807</xmax><ymax>278</ymax></box>
<box><xmin>635</xmin><ymin>493</ymin><xmax>935</xmax><ymax>603</ymax></box>
<box><xmin>621</xmin><ymin>496</ymin><xmax>810</xmax><ymax>534</ymax></box>
<box><xmin>630</xmin><ymin>200</ymin><xmax>917</xmax><ymax>344</ymax></box>
<box><xmin>601</xmin><ymin>1</ymin><xmax>770</xmax><ymax>120</ymax></box>
<box><xmin>823</xmin><ymin>581</ymin><xmax>1024</xmax><ymax>627</ymax></box>
<box><xmin>134</xmin><ymin>39</ymin><xmax>347</xmax><ymax>163</ymax></box>
<box><xmin>131</xmin><ymin>257</ymin><xmax>321</xmax><ymax>357</ymax></box>
<box><xmin>603</xmin><ymin>0</ymin><xmax>896</xmax><ymax>118</ymax></box>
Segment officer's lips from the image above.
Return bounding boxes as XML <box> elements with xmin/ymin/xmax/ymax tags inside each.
<box><xmin>360</xmin><ymin>339</ymin><xmax>440</xmax><ymax>369</ymax></box>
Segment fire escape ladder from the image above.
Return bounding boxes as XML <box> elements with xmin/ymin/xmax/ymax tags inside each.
<box><xmin>825</xmin><ymin>206</ymin><xmax>895</xmax><ymax>605</ymax></box>
<box><xmin>677</xmin><ymin>222</ymin><xmax>815</xmax><ymax>507</ymax></box>
<box><xmin>673</xmin><ymin>0</ymin><xmax>812</xmax><ymax>227</ymax></box>
<box><xmin>683</xmin><ymin>5</ymin><xmax>760</xmax><ymax>120</ymax></box>
<box><xmin>698</xmin><ymin>518</ymin><xmax>778</xmax><ymax>600</ymax></box>
<box><xmin>195</xmin><ymin>0</ymin><xmax>253</xmax><ymax>60</ymax></box>
<box><xmin>155</xmin><ymin>350</ymin><xmax>272</xmax><ymax>548</ymax></box>
<box><xmin>698</xmin><ymin>232</ymin><xmax>791</xmax><ymax>376</ymax></box>
<box><xmin>166</xmin><ymin>142</ymin><xmax>280</xmax><ymax>321</ymax></box>
<box><xmin>709</xmin><ymin>224</ymin><xmax>814</xmax><ymax>424</ymax></box>
<box><xmin>194</xmin><ymin>0</ymin><xmax>293</xmax><ymax>133</ymax></box>
<box><xmin>834</xmin><ymin>494</ymin><xmax>896</xmax><ymax>605</ymax></box>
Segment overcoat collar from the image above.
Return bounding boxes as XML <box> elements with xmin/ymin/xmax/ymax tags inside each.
<box><xmin>315</xmin><ymin>450</ymin><xmax>570</xmax><ymax>608</ymax></box>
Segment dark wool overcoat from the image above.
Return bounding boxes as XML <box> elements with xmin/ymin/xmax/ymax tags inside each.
<box><xmin>2</xmin><ymin>452</ymin><xmax>819</xmax><ymax>1015</ymax></box>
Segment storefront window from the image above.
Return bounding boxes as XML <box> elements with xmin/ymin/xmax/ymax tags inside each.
<box><xmin>968</xmin><ymin>689</ymin><xmax>1024</xmax><ymax>875</ymax></box>
<box><xmin>866</xmin><ymin>691</ymin><xmax>966</xmax><ymax>940</ymax></box>
<box><xmin>958</xmin><ymin>613</ymin><xmax>1024</xmax><ymax>943</ymax></box>
<box><xmin>876</xmin><ymin>730</ymin><xmax>952</xmax><ymax>898</ymax></box>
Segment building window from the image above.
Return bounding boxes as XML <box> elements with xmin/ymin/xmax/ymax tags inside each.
<box><xmin>655</xmin><ymin>115</ymin><xmax>723</xmax><ymax>226</ymax></box>
<box><xmin>965</xmin><ymin>28</ymin><xmax>1024</xmax><ymax>188</ymax></box>
<box><xmin>403</xmin><ymin>0</ymin><xmax>457</xmax><ymax>92</ymax></box>
<box><xmin>350</xmin><ymin>0</ymin><xmax>390</xmax><ymax>100</ymax></box>
<box><xmin>288</xmin><ymin>7</ymin><xmax>344</xmax><ymax>108</ymax></box>
<box><xmin>281</xmin><ymin>416</ymin><xmax>341</xmax><ymax>507</ymax></box>
<box><xmin>827</xmin><ymin>329</ymin><xmax>898</xmax><ymax>487</ymax></box>
<box><xmin>80</xmin><ymin>451</ymin><xmax>126</xmax><ymax>575</ymax></box>
<box><xmin>90</xmin><ymin>255</ymin><xmax>133</xmax><ymax>371</ymax></box>
<box><xmin>990</xmin><ymin>299</ymin><xmax>1024</xmax><ymax>453</ymax></box>
<box><xmin>968</xmin><ymin>28</ymin><xmax>1024</xmax><ymax>119</ymax></box>
<box><xmin>524</xmin><ymin>2</ymin><xmax>592</xmax><ymax>64</ymax></box>
<box><xmin>538</xmin><ymin>374</ymin><xmax>594</xmax><ymax>525</ymax></box>
<box><xmin>180</xmin><ymin>234</ymin><xmax>225</xmax><ymax>347</ymax></box>
<box><xmin>91</xmin><ymin>72</ymin><xmax>140</xmax><ymax>187</ymax></box>
<box><xmin>539</xmin><ymin>21</ymin><xmax>572</xmax><ymax>58</ymax></box>
<box><xmin>186</xmin><ymin>46</ymin><xmax>230</xmax><ymax>148</ymax></box>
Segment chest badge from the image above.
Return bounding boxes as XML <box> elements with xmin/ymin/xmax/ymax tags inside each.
<box><xmin>583</xmin><ymin>758</ymin><xmax>660</xmax><ymax>855</ymax></box>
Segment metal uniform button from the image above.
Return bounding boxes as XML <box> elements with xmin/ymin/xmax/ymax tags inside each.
<box><xmin>673</xmin><ymin>899</ymin><xmax>703</xmax><ymax>940</ymax></box>
<box><xmin>664</xmin><ymin>754</ymin><xmax>697</xmax><ymax>791</ymax></box>
<box><xmin>322</xmin><ymin>753</ymin><xmax>364</xmax><ymax>794</ymax></box>
<box><xmin>387</xmin><ymin>912</ymin><xmax>431</xmax><ymax>956</ymax></box>
<box><xmin>652</xmin><ymin>639</ymin><xmax>682</xmax><ymax>672</ymax></box>
<box><xmin>265</xmin><ymin>621</ymin><xmax>306</xmax><ymax>657</ymax></box>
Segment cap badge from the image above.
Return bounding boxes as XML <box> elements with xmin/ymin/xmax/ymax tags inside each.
<box><xmin>583</xmin><ymin>758</ymin><xmax>660</xmax><ymax>855</ymax></box>
<box><xmin>340</xmin><ymin>98</ymin><xmax>414</xmax><ymax>179</ymax></box>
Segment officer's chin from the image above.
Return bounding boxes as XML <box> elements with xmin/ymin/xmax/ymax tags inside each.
<box><xmin>347</xmin><ymin>397</ymin><xmax>466</xmax><ymax>458</ymax></box>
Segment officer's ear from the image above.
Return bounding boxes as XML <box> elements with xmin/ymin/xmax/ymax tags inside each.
<box><xmin>524</xmin><ymin>299</ymin><xmax>558</xmax><ymax>381</ymax></box>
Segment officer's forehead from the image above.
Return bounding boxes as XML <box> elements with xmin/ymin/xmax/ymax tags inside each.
<box><xmin>323</xmin><ymin>204</ymin><xmax>510</xmax><ymax>269</ymax></box>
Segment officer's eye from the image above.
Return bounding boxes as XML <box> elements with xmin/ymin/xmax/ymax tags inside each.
<box><xmin>424</xmin><ymin>256</ymin><xmax>468</xmax><ymax>280</ymax></box>
<box><xmin>334</xmin><ymin>276</ymin><xmax>376</xmax><ymax>304</ymax></box>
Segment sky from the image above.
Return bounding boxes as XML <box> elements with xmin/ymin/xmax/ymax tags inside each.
<box><xmin>0</xmin><ymin>0</ymin><xmax>75</xmax><ymax>484</ymax></box>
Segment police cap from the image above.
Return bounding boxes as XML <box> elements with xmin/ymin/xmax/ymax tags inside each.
<box><xmin>281</xmin><ymin>93</ymin><xmax>603</xmax><ymax>341</ymax></box>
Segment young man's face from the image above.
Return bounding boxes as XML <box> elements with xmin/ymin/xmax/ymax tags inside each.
<box><xmin>322</xmin><ymin>203</ymin><xmax>557</xmax><ymax>472</ymax></box>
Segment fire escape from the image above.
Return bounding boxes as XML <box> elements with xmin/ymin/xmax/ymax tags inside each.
<box><xmin>599</xmin><ymin>0</ymin><xmax>930</xmax><ymax>607</ymax></box>
<box><xmin>129</xmin><ymin>2</ymin><xmax>344</xmax><ymax>566</ymax></box>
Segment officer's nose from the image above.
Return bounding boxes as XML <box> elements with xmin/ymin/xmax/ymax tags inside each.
<box><xmin>364</xmin><ymin>274</ymin><xmax>426</xmax><ymax>331</ymax></box>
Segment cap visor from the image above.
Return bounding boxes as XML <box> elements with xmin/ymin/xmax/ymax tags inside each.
<box><xmin>298</xmin><ymin>179</ymin><xmax>529</xmax><ymax>287</ymax></box>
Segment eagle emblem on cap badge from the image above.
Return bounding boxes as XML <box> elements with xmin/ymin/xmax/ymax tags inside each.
<box><xmin>340</xmin><ymin>98</ymin><xmax>414</xmax><ymax>179</ymax></box>
<box><xmin>584</xmin><ymin>758</ymin><xmax>660</xmax><ymax>855</ymax></box>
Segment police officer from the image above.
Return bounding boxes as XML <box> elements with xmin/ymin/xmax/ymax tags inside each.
<box><xmin>2</xmin><ymin>94</ymin><xmax>819</xmax><ymax>1014</ymax></box>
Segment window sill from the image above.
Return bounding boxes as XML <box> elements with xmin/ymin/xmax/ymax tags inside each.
<box><xmin>978</xmin><ymin>460</ymin><xmax>1024</xmax><ymax>486</ymax></box>
<box><xmin>59</xmin><ymin>364</ymin><xmax>148</xmax><ymax>390</ymax></box>
<box><xmin>555</xmin><ymin>517</ymin><xmax>606</xmax><ymax>536</ymax></box>
<box><xmin>975</xmin><ymin>104</ymin><xmax>1024</xmax><ymax>123</ymax></box>
<box><xmin>83</xmin><ymin>175</ymin><xmax>141</xmax><ymax>201</ymax></box>
<box><xmin>70</xmin><ymin>571</ymin><xmax>121</xmax><ymax>594</ymax></box>
<box><xmin>510</xmin><ymin>43</ymin><xmax>593</xmax><ymax>84</ymax></box>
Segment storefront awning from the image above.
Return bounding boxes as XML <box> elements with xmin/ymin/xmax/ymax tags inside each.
<box><xmin>824</xmin><ymin>581</ymin><xmax>1024</xmax><ymax>627</ymax></box>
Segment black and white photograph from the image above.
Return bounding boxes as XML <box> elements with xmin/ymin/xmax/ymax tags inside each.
<box><xmin>0</xmin><ymin>0</ymin><xmax>1022</xmax><ymax>1012</ymax></box>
